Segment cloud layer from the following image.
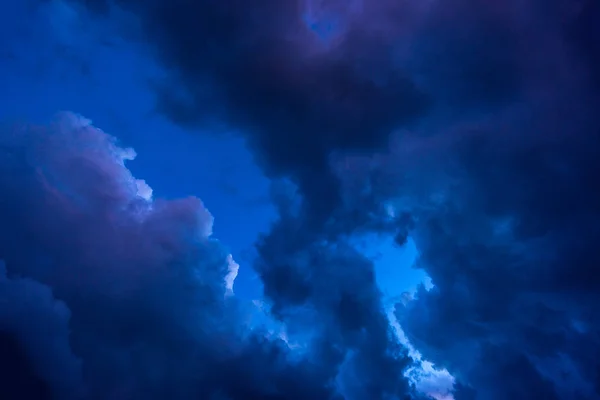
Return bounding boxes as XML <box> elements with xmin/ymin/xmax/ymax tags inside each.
<box><xmin>4</xmin><ymin>0</ymin><xmax>600</xmax><ymax>398</ymax></box>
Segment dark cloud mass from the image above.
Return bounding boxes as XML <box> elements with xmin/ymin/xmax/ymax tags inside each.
<box><xmin>1</xmin><ymin>113</ymin><xmax>407</xmax><ymax>399</ymax></box>
<box><xmin>3</xmin><ymin>0</ymin><xmax>600</xmax><ymax>399</ymax></box>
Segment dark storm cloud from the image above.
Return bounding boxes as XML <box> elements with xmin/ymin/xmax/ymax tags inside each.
<box><xmin>382</xmin><ymin>3</ymin><xmax>600</xmax><ymax>399</ymax></box>
<box><xmin>68</xmin><ymin>0</ymin><xmax>434</xmax><ymax>221</ymax></box>
<box><xmin>17</xmin><ymin>0</ymin><xmax>600</xmax><ymax>399</ymax></box>
<box><xmin>66</xmin><ymin>0</ymin><xmax>543</xmax><ymax>217</ymax></box>
<box><xmin>394</xmin><ymin>100</ymin><xmax>600</xmax><ymax>399</ymax></box>
<box><xmin>1</xmin><ymin>114</ymin><xmax>417</xmax><ymax>399</ymax></box>
<box><xmin>394</xmin><ymin>117</ymin><xmax>600</xmax><ymax>398</ymax></box>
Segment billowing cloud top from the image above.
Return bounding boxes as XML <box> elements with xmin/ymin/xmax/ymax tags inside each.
<box><xmin>3</xmin><ymin>0</ymin><xmax>600</xmax><ymax>399</ymax></box>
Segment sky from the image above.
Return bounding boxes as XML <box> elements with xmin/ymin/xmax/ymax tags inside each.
<box><xmin>0</xmin><ymin>0</ymin><xmax>598</xmax><ymax>399</ymax></box>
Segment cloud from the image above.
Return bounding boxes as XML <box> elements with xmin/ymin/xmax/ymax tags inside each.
<box><xmin>18</xmin><ymin>0</ymin><xmax>600</xmax><ymax>399</ymax></box>
<box><xmin>387</xmin><ymin>3</ymin><xmax>600</xmax><ymax>398</ymax></box>
<box><xmin>394</xmin><ymin>100</ymin><xmax>600</xmax><ymax>398</ymax></box>
<box><xmin>0</xmin><ymin>113</ymin><xmax>425</xmax><ymax>399</ymax></box>
<box><xmin>0</xmin><ymin>112</ymin><xmax>227</xmax><ymax>398</ymax></box>
<box><xmin>57</xmin><ymin>1</ymin><xmax>440</xmax><ymax>396</ymax></box>
<box><xmin>68</xmin><ymin>0</ymin><xmax>432</xmax><ymax>223</ymax></box>
<box><xmin>0</xmin><ymin>261</ymin><xmax>83</xmax><ymax>400</ymax></box>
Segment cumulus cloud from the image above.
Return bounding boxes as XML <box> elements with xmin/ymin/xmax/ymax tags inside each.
<box><xmin>0</xmin><ymin>113</ymin><xmax>229</xmax><ymax>398</ymax></box>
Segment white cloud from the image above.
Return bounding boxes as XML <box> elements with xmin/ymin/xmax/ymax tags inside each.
<box><xmin>224</xmin><ymin>254</ymin><xmax>239</xmax><ymax>296</ymax></box>
<box><xmin>388</xmin><ymin>310</ymin><xmax>455</xmax><ymax>400</ymax></box>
